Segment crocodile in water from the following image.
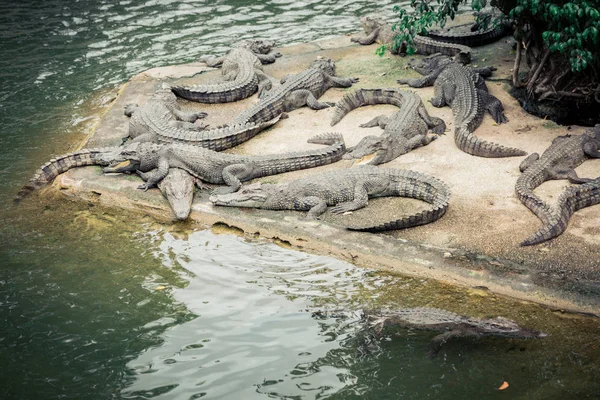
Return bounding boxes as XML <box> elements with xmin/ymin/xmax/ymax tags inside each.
<box><xmin>330</xmin><ymin>88</ymin><xmax>446</xmax><ymax>164</ymax></box>
<box><xmin>516</xmin><ymin>125</ymin><xmax>600</xmax><ymax>245</ymax></box>
<box><xmin>426</xmin><ymin>63</ymin><xmax>525</xmax><ymax>157</ymax></box>
<box><xmin>103</xmin><ymin>132</ymin><xmax>347</xmax><ymax>195</ymax></box>
<box><xmin>210</xmin><ymin>165</ymin><xmax>450</xmax><ymax>231</ymax></box>
<box><xmin>363</xmin><ymin>307</ymin><xmax>547</xmax><ymax>355</ymax></box>
<box><xmin>351</xmin><ymin>16</ymin><xmax>472</xmax><ymax>64</ymax></box>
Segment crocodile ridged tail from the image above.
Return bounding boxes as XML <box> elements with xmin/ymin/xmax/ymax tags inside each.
<box><xmin>348</xmin><ymin>169</ymin><xmax>450</xmax><ymax>232</ymax></box>
<box><xmin>515</xmin><ymin>169</ymin><xmax>555</xmax><ymax>227</ymax></box>
<box><xmin>413</xmin><ymin>35</ymin><xmax>472</xmax><ymax>64</ymax></box>
<box><xmin>255</xmin><ymin>132</ymin><xmax>346</xmax><ymax>176</ymax></box>
<box><xmin>520</xmin><ymin>178</ymin><xmax>600</xmax><ymax>246</ymax></box>
<box><xmin>15</xmin><ymin>147</ymin><xmax>120</xmax><ymax>202</ymax></box>
<box><xmin>455</xmin><ymin>126</ymin><xmax>526</xmax><ymax>158</ymax></box>
<box><xmin>330</xmin><ymin>88</ymin><xmax>404</xmax><ymax>126</ymax></box>
<box><xmin>171</xmin><ymin>74</ymin><xmax>259</xmax><ymax>103</ymax></box>
<box><xmin>426</xmin><ymin>24</ymin><xmax>509</xmax><ymax>47</ymax></box>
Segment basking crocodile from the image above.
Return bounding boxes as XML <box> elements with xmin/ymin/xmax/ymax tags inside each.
<box><xmin>198</xmin><ymin>39</ymin><xmax>281</xmax><ymax>68</ymax></box>
<box><xmin>427</xmin><ymin>63</ymin><xmax>526</xmax><ymax>157</ymax></box>
<box><xmin>172</xmin><ymin>46</ymin><xmax>275</xmax><ymax>103</ymax></box>
<box><xmin>521</xmin><ymin>178</ymin><xmax>600</xmax><ymax>246</ymax></box>
<box><xmin>516</xmin><ymin>126</ymin><xmax>600</xmax><ymax>245</ymax></box>
<box><xmin>231</xmin><ymin>57</ymin><xmax>359</xmax><ymax>125</ymax></box>
<box><xmin>158</xmin><ymin>168</ymin><xmax>197</xmax><ymax>221</ymax></box>
<box><xmin>426</xmin><ymin>21</ymin><xmax>511</xmax><ymax>47</ymax></box>
<box><xmin>123</xmin><ymin>86</ymin><xmax>281</xmax><ymax>151</ymax></box>
<box><xmin>210</xmin><ymin>165</ymin><xmax>450</xmax><ymax>231</ymax></box>
<box><xmin>398</xmin><ymin>53</ymin><xmax>497</xmax><ymax>89</ymax></box>
<box><xmin>351</xmin><ymin>16</ymin><xmax>472</xmax><ymax>64</ymax></box>
<box><xmin>103</xmin><ymin>133</ymin><xmax>347</xmax><ymax>194</ymax></box>
<box><xmin>363</xmin><ymin>307</ymin><xmax>547</xmax><ymax>355</ymax></box>
<box><xmin>330</xmin><ymin>89</ymin><xmax>446</xmax><ymax>164</ymax></box>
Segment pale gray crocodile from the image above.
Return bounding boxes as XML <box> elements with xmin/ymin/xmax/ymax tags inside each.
<box><xmin>103</xmin><ymin>133</ymin><xmax>347</xmax><ymax>195</ymax></box>
<box><xmin>172</xmin><ymin>46</ymin><xmax>275</xmax><ymax>103</ymax></box>
<box><xmin>427</xmin><ymin>63</ymin><xmax>526</xmax><ymax>157</ymax></box>
<box><xmin>330</xmin><ymin>88</ymin><xmax>445</xmax><ymax>164</ymax></box>
<box><xmin>198</xmin><ymin>39</ymin><xmax>281</xmax><ymax>68</ymax></box>
<box><xmin>516</xmin><ymin>125</ymin><xmax>600</xmax><ymax>245</ymax></box>
<box><xmin>351</xmin><ymin>16</ymin><xmax>472</xmax><ymax>64</ymax></box>
<box><xmin>158</xmin><ymin>168</ymin><xmax>197</xmax><ymax>221</ymax></box>
<box><xmin>363</xmin><ymin>307</ymin><xmax>547</xmax><ymax>355</ymax></box>
<box><xmin>210</xmin><ymin>165</ymin><xmax>450</xmax><ymax>231</ymax></box>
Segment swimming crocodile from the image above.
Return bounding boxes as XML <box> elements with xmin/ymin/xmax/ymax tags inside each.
<box><xmin>330</xmin><ymin>88</ymin><xmax>445</xmax><ymax>164</ymax></box>
<box><xmin>426</xmin><ymin>63</ymin><xmax>526</xmax><ymax>157</ymax></box>
<box><xmin>397</xmin><ymin>53</ymin><xmax>497</xmax><ymax>89</ymax></box>
<box><xmin>231</xmin><ymin>57</ymin><xmax>359</xmax><ymax>125</ymax></box>
<box><xmin>516</xmin><ymin>125</ymin><xmax>600</xmax><ymax>245</ymax></box>
<box><xmin>172</xmin><ymin>46</ymin><xmax>276</xmax><ymax>103</ymax></box>
<box><xmin>351</xmin><ymin>16</ymin><xmax>472</xmax><ymax>64</ymax></box>
<box><xmin>363</xmin><ymin>307</ymin><xmax>547</xmax><ymax>355</ymax></box>
<box><xmin>123</xmin><ymin>85</ymin><xmax>281</xmax><ymax>151</ymax></box>
<box><xmin>210</xmin><ymin>165</ymin><xmax>450</xmax><ymax>231</ymax></box>
<box><xmin>103</xmin><ymin>132</ymin><xmax>347</xmax><ymax>194</ymax></box>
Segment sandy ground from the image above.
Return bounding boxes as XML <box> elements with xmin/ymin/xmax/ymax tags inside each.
<box><xmin>44</xmin><ymin>24</ymin><xmax>600</xmax><ymax>313</ymax></box>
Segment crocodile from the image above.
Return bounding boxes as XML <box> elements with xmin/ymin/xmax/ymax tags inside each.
<box><xmin>198</xmin><ymin>39</ymin><xmax>281</xmax><ymax>68</ymax></box>
<box><xmin>103</xmin><ymin>132</ymin><xmax>347</xmax><ymax>194</ymax></box>
<box><xmin>330</xmin><ymin>89</ymin><xmax>446</xmax><ymax>164</ymax></box>
<box><xmin>521</xmin><ymin>178</ymin><xmax>600</xmax><ymax>246</ymax></box>
<box><xmin>363</xmin><ymin>307</ymin><xmax>547</xmax><ymax>355</ymax></box>
<box><xmin>171</xmin><ymin>46</ymin><xmax>275</xmax><ymax>103</ymax></box>
<box><xmin>231</xmin><ymin>57</ymin><xmax>359</xmax><ymax>125</ymax></box>
<box><xmin>426</xmin><ymin>21</ymin><xmax>511</xmax><ymax>47</ymax></box>
<box><xmin>427</xmin><ymin>63</ymin><xmax>526</xmax><ymax>157</ymax></box>
<box><xmin>516</xmin><ymin>125</ymin><xmax>600</xmax><ymax>245</ymax></box>
<box><xmin>123</xmin><ymin>86</ymin><xmax>281</xmax><ymax>151</ymax></box>
<box><xmin>398</xmin><ymin>53</ymin><xmax>497</xmax><ymax>89</ymax></box>
<box><xmin>157</xmin><ymin>168</ymin><xmax>197</xmax><ymax>220</ymax></box>
<box><xmin>210</xmin><ymin>165</ymin><xmax>450</xmax><ymax>232</ymax></box>
<box><xmin>351</xmin><ymin>16</ymin><xmax>472</xmax><ymax>64</ymax></box>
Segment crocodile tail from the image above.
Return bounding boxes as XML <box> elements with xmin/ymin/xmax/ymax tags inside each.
<box><xmin>455</xmin><ymin>126</ymin><xmax>527</xmax><ymax>158</ymax></box>
<box><xmin>171</xmin><ymin>74</ymin><xmax>259</xmax><ymax>103</ymax></box>
<box><xmin>330</xmin><ymin>89</ymin><xmax>404</xmax><ymax>126</ymax></box>
<box><xmin>306</xmin><ymin>132</ymin><xmax>345</xmax><ymax>147</ymax></box>
<box><xmin>15</xmin><ymin>147</ymin><xmax>120</xmax><ymax>202</ymax></box>
<box><xmin>348</xmin><ymin>169</ymin><xmax>450</xmax><ymax>232</ymax></box>
<box><xmin>520</xmin><ymin>178</ymin><xmax>600</xmax><ymax>246</ymax></box>
<box><xmin>515</xmin><ymin>169</ymin><xmax>555</xmax><ymax>226</ymax></box>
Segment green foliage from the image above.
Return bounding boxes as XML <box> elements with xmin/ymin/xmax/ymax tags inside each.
<box><xmin>386</xmin><ymin>0</ymin><xmax>600</xmax><ymax>73</ymax></box>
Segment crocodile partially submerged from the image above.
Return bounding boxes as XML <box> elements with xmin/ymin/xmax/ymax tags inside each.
<box><xmin>351</xmin><ymin>16</ymin><xmax>472</xmax><ymax>64</ymax></box>
<box><xmin>103</xmin><ymin>133</ymin><xmax>347</xmax><ymax>195</ymax></box>
<box><xmin>231</xmin><ymin>57</ymin><xmax>359</xmax><ymax>125</ymax></box>
<box><xmin>363</xmin><ymin>307</ymin><xmax>547</xmax><ymax>355</ymax></box>
<box><xmin>425</xmin><ymin>63</ymin><xmax>526</xmax><ymax>157</ymax></box>
<box><xmin>210</xmin><ymin>165</ymin><xmax>450</xmax><ymax>231</ymax></box>
<box><xmin>330</xmin><ymin>89</ymin><xmax>445</xmax><ymax>164</ymax></box>
<box><xmin>172</xmin><ymin>46</ymin><xmax>275</xmax><ymax>103</ymax></box>
<box><xmin>516</xmin><ymin>125</ymin><xmax>600</xmax><ymax>245</ymax></box>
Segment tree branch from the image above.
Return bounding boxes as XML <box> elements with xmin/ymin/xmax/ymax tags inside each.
<box><xmin>512</xmin><ymin>40</ymin><xmax>523</xmax><ymax>88</ymax></box>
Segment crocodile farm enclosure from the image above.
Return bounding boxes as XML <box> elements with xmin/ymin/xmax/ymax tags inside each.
<box><xmin>3</xmin><ymin>1</ymin><xmax>600</xmax><ymax>399</ymax></box>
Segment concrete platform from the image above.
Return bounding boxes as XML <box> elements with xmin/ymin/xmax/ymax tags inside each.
<box><xmin>47</xmin><ymin>33</ymin><xmax>600</xmax><ymax>314</ymax></box>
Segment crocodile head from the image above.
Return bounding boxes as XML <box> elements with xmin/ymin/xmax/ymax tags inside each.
<box><xmin>359</xmin><ymin>15</ymin><xmax>386</xmax><ymax>35</ymax></box>
<box><xmin>209</xmin><ymin>182</ymin><xmax>274</xmax><ymax>208</ymax></box>
<box><xmin>103</xmin><ymin>142</ymin><xmax>159</xmax><ymax>174</ymax></box>
<box><xmin>408</xmin><ymin>54</ymin><xmax>452</xmax><ymax>75</ymax></box>
<box><xmin>310</xmin><ymin>57</ymin><xmax>336</xmax><ymax>76</ymax></box>
<box><xmin>152</xmin><ymin>85</ymin><xmax>178</xmax><ymax>107</ymax></box>
<box><xmin>344</xmin><ymin>136</ymin><xmax>384</xmax><ymax>161</ymax></box>
<box><xmin>158</xmin><ymin>168</ymin><xmax>196</xmax><ymax>220</ymax></box>
<box><xmin>238</xmin><ymin>39</ymin><xmax>276</xmax><ymax>54</ymax></box>
<box><xmin>476</xmin><ymin>317</ymin><xmax>548</xmax><ymax>338</ymax></box>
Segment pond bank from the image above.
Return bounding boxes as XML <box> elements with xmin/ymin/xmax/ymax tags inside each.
<box><xmin>40</xmin><ymin>33</ymin><xmax>600</xmax><ymax>314</ymax></box>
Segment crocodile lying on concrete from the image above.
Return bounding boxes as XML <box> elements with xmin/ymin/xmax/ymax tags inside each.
<box><xmin>351</xmin><ymin>16</ymin><xmax>472</xmax><ymax>64</ymax></box>
<box><xmin>426</xmin><ymin>21</ymin><xmax>511</xmax><ymax>47</ymax></box>
<box><xmin>198</xmin><ymin>39</ymin><xmax>281</xmax><ymax>68</ymax></box>
<box><xmin>123</xmin><ymin>86</ymin><xmax>281</xmax><ymax>151</ymax></box>
<box><xmin>172</xmin><ymin>46</ymin><xmax>276</xmax><ymax>103</ymax></box>
<box><xmin>516</xmin><ymin>125</ymin><xmax>600</xmax><ymax>245</ymax></box>
<box><xmin>210</xmin><ymin>165</ymin><xmax>450</xmax><ymax>231</ymax></box>
<box><xmin>426</xmin><ymin>63</ymin><xmax>526</xmax><ymax>157</ymax></box>
<box><xmin>521</xmin><ymin>178</ymin><xmax>600</xmax><ymax>246</ymax></box>
<box><xmin>231</xmin><ymin>57</ymin><xmax>359</xmax><ymax>125</ymax></box>
<box><xmin>398</xmin><ymin>53</ymin><xmax>497</xmax><ymax>89</ymax></box>
<box><xmin>330</xmin><ymin>89</ymin><xmax>446</xmax><ymax>164</ymax></box>
<box><xmin>157</xmin><ymin>168</ymin><xmax>197</xmax><ymax>220</ymax></box>
<box><xmin>363</xmin><ymin>307</ymin><xmax>547</xmax><ymax>355</ymax></box>
<box><xmin>103</xmin><ymin>133</ymin><xmax>347</xmax><ymax>195</ymax></box>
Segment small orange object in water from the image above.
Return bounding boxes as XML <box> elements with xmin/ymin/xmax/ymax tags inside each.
<box><xmin>498</xmin><ymin>381</ymin><xmax>509</xmax><ymax>390</ymax></box>
<box><xmin>156</xmin><ymin>285</ymin><xmax>166</xmax><ymax>291</ymax></box>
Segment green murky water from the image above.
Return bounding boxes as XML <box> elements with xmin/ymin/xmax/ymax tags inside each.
<box><xmin>1</xmin><ymin>1</ymin><xmax>599</xmax><ymax>399</ymax></box>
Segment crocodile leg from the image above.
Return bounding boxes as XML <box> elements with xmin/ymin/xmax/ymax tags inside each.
<box><xmin>360</xmin><ymin>115</ymin><xmax>389</xmax><ymax>128</ymax></box>
<box><xmin>430</xmin><ymin>82</ymin><xmax>447</xmax><ymax>107</ymax></box>
<box><xmin>137</xmin><ymin>158</ymin><xmax>169</xmax><ymax>191</ymax></box>
<box><xmin>303</xmin><ymin>197</ymin><xmax>329</xmax><ymax>219</ymax></box>
<box><xmin>255</xmin><ymin>70</ymin><xmax>273</xmax><ymax>98</ymax></box>
<box><xmin>429</xmin><ymin>329</ymin><xmax>481</xmax><ymax>357</ymax></box>
<box><xmin>351</xmin><ymin>28</ymin><xmax>380</xmax><ymax>45</ymax></box>
<box><xmin>199</xmin><ymin>55</ymin><xmax>225</xmax><ymax>68</ymax></box>
<box><xmin>285</xmin><ymin>89</ymin><xmax>334</xmax><ymax>110</ymax></box>
<box><xmin>519</xmin><ymin>153</ymin><xmax>540</xmax><ymax>172</ymax></box>
<box><xmin>212</xmin><ymin>163</ymin><xmax>256</xmax><ymax>195</ymax></box>
<box><xmin>124</xmin><ymin>103</ymin><xmax>139</xmax><ymax>117</ymax></box>
<box><xmin>481</xmin><ymin>91</ymin><xmax>509</xmax><ymax>124</ymax></box>
<box><xmin>330</xmin><ymin>181</ymin><xmax>370</xmax><ymax>214</ymax></box>
<box><xmin>170</xmin><ymin>108</ymin><xmax>208</xmax><ymax>123</ymax></box>
<box><xmin>397</xmin><ymin>73</ymin><xmax>438</xmax><ymax>88</ymax></box>
<box><xmin>584</xmin><ymin>141</ymin><xmax>600</xmax><ymax>158</ymax></box>
<box><xmin>327</xmin><ymin>76</ymin><xmax>359</xmax><ymax>88</ymax></box>
<box><xmin>550</xmin><ymin>167</ymin><xmax>594</xmax><ymax>184</ymax></box>
<box><xmin>418</xmin><ymin>105</ymin><xmax>446</xmax><ymax>134</ymax></box>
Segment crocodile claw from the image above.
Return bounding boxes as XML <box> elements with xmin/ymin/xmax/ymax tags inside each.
<box><xmin>137</xmin><ymin>183</ymin><xmax>151</xmax><ymax>191</ymax></box>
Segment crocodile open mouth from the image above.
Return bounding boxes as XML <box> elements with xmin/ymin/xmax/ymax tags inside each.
<box><xmin>103</xmin><ymin>160</ymin><xmax>139</xmax><ymax>173</ymax></box>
